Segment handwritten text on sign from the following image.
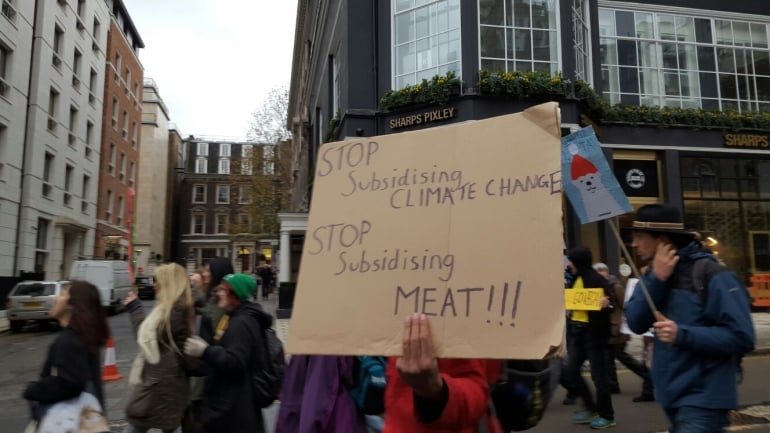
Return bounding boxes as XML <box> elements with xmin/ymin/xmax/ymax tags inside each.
<box><xmin>287</xmin><ymin>104</ymin><xmax>565</xmax><ymax>358</ymax></box>
<box><xmin>565</xmin><ymin>288</ymin><xmax>605</xmax><ymax>310</ymax></box>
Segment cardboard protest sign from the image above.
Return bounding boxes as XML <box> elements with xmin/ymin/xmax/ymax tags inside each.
<box><xmin>564</xmin><ymin>288</ymin><xmax>605</xmax><ymax>310</ymax></box>
<box><xmin>287</xmin><ymin>103</ymin><xmax>565</xmax><ymax>359</ymax></box>
<box><xmin>561</xmin><ymin>127</ymin><xmax>632</xmax><ymax>223</ymax></box>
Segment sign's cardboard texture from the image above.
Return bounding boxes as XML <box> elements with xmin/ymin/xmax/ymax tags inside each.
<box><xmin>564</xmin><ymin>288</ymin><xmax>605</xmax><ymax>310</ymax></box>
<box><xmin>287</xmin><ymin>103</ymin><xmax>565</xmax><ymax>359</ymax></box>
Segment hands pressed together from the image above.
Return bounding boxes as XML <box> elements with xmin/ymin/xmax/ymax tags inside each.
<box><xmin>396</xmin><ymin>313</ymin><xmax>444</xmax><ymax>401</ymax></box>
<box><xmin>184</xmin><ymin>335</ymin><xmax>209</xmax><ymax>358</ymax></box>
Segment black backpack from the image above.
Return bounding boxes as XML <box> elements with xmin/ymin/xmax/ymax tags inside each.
<box><xmin>252</xmin><ymin>320</ymin><xmax>286</xmax><ymax>408</ymax></box>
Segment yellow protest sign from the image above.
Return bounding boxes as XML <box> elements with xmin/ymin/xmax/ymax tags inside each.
<box><xmin>565</xmin><ymin>288</ymin><xmax>605</xmax><ymax>311</ymax></box>
<box><xmin>287</xmin><ymin>103</ymin><xmax>565</xmax><ymax>359</ymax></box>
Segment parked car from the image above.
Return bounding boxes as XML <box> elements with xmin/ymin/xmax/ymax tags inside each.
<box><xmin>5</xmin><ymin>281</ymin><xmax>70</xmax><ymax>333</ymax></box>
<box><xmin>135</xmin><ymin>275</ymin><xmax>155</xmax><ymax>300</ymax></box>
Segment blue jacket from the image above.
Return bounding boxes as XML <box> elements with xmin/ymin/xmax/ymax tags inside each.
<box><xmin>625</xmin><ymin>243</ymin><xmax>755</xmax><ymax>410</ymax></box>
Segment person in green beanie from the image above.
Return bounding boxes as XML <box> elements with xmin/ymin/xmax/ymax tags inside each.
<box><xmin>184</xmin><ymin>273</ymin><xmax>274</xmax><ymax>433</ymax></box>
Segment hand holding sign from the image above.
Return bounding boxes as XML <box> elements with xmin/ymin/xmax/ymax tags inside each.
<box><xmin>564</xmin><ymin>288</ymin><xmax>606</xmax><ymax>310</ymax></box>
<box><xmin>396</xmin><ymin>313</ymin><xmax>444</xmax><ymax>400</ymax></box>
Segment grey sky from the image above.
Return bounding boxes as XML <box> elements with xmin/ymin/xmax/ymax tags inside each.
<box><xmin>123</xmin><ymin>0</ymin><xmax>298</xmax><ymax>139</ymax></box>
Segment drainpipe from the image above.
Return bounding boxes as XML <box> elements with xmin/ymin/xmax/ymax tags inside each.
<box><xmin>13</xmin><ymin>0</ymin><xmax>40</xmax><ymax>277</ymax></box>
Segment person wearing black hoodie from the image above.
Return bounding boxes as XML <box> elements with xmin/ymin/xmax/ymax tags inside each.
<box><xmin>202</xmin><ymin>257</ymin><xmax>234</xmax><ymax>341</ymax></box>
<box><xmin>563</xmin><ymin>247</ymin><xmax>618</xmax><ymax>430</ymax></box>
<box><xmin>184</xmin><ymin>273</ymin><xmax>272</xmax><ymax>433</ymax></box>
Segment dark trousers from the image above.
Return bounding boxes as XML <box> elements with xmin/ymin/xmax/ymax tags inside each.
<box><xmin>607</xmin><ymin>341</ymin><xmax>654</xmax><ymax>396</ymax></box>
<box><xmin>564</xmin><ymin>325</ymin><xmax>615</xmax><ymax>420</ymax></box>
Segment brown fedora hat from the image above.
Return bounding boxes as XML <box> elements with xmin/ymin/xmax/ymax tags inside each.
<box><xmin>631</xmin><ymin>204</ymin><xmax>694</xmax><ymax>235</ymax></box>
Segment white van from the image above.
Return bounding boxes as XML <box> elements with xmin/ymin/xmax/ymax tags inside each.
<box><xmin>69</xmin><ymin>260</ymin><xmax>132</xmax><ymax>313</ymax></box>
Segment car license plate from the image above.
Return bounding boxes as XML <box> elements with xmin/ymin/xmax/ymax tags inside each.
<box><xmin>23</xmin><ymin>302</ymin><xmax>43</xmax><ymax>308</ymax></box>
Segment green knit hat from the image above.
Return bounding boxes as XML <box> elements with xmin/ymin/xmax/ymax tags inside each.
<box><xmin>222</xmin><ymin>273</ymin><xmax>256</xmax><ymax>301</ymax></box>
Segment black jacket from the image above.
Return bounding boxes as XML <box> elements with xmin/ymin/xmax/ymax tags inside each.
<box><xmin>23</xmin><ymin>328</ymin><xmax>104</xmax><ymax>408</ymax></box>
<box><xmin>567</xmin><ymin>247</ymin><xmax>617</xmax><ymax>338</ymax></box>
<box><xmin>200</xmin><ymin>302</ymin><xmax>273</xmax><ymax>433</ymax></box>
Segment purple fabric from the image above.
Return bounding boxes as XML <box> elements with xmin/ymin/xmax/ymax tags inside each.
<box><xmin>275</xmin><ymin>355</ymin><xmax>368</xmax><ymax>433</ymax></box>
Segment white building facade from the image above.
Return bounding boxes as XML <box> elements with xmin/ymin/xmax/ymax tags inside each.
<box><xmin>0</xmin><ymin>0</ymin><xmax>109</xmax><ymax>281</ymax></box>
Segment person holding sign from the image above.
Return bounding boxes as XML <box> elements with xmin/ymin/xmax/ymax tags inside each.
<box><xmin>625</xmin><ymin>204</ymin><xmax>755</xmax><ymax>433</ymax></box>
<box><xmin>384</xmin><ymin>313</ymin><xmax>489</xmax><ymax>433</ymax></box>
<box><xmin>563</xmin><ymin>247</ymin><xmax>617</xmax><ymax>430</ymax></box>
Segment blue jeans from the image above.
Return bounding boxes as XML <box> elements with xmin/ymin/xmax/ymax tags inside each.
<box><xmin>664</xmin><ymin>406</ymin><xmax>729</xmax><ymax>433</ymax></box>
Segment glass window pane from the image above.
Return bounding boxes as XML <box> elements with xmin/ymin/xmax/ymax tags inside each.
<box><xmin>715</xmin><ymin>20</ymin><xmax>733</xmax><ymax>45</ymax></box>
<box><xmin>617</xmin><ymin>39</ymin><xmax>638</xmax><ymax>66</ymax></box>
<box><xmin>681</xmin><ymin>71</ymin><xmax>700</xmax><ymax>97</ymax></box>
<box><xmin>721</xmin><ymin>179</ymin><xmax>739</xmax><ymax>198</ymax></box>
<box><xmin>697</xmin><ymin>46</ymin><xmax>716</xmax><ymax>72</ymax></box>
<box><xmin>415</xmin><ymin>5</ymin><xmax>430</xmax><ymax>39</ymax></box>
<box><xmin>640</xmin><ymin>95</ymin><xmax>660</xmax><ymax>106</ymax></box>
<box><xmin>619</xmin><ymin>66</ymin><xmax>639</xmax><ymax>93</ymax></box>
<box><xmin>530</xmin><ymin>0</ymin><xmax>556</xmax><ymax>29</ymax></box>
<box><xmin>678</xmin><ymin>44</ymin><xmax>697</xmax><ymax>70</ymax></box>
<box><xmin>640</xmin><ymin>68</ymin><xmax>660</xmax><ymax>94</ymax></box>
<box><xmin>717</xmin><ymin>48</ymin><xmax>735</xmax><ymax>73</ymax></box>
<box><xmin>702</xmin><ymin>98</ymin><xmax>719</xmax><ymax>110</ymax></box>
<box><xmin>600</xmin><ymin>38</ymin><xmax>617</xmax><ymax>65</ymax></box>
<box><xmin>438</xmin><ymin>61</ymin><xmax>459</xmax><ymax>76</ymax></box>
<box><xmin>721</xmin><ymin>159</ymin><xmax>738</xmax><ymax>178</ymax></box>
<box><xmin>638</xmin><ymin>41</ymin><xmax>657</xmax><ymax>68</ymax></box>
<box><xmin>480</xmin><ymin>0</ymin><xmax>504</xmax><ymax>25</ymax></box>
<box><xmin>598</xmin><ymin>9</ymin><xmax>615</xmax><ymax>37</ymax></box>
<box><xmin>699</xmin><ymin>72</ymin><xmax>718</xmax><ymax>98</ymax></box>
<box><xmin>756</xmin><ymin>76</ymin><xmax>770</xmax><ymax>100</ymax></box>
<box><xmin>515</xmin><ymin>61</ymin><xmax>532</xmax><ymax>72</ymax></box>
<box><xmin>657</xmin><ymin>14</ymin><xmax>676</xmax><ymax>41</ymax></box>
<box><xmin>635</xmin><ymin>12</ymin><xmax>653</xmax><ymax>39</ymax></box>
<box><xmin>682</xmin><ymin>178</ymin><xmax>700</xmax><ymax>198</ymax></box>
<box><xmin>533</xmin><ymin>61</ymin><xmax>551</xmax><ymax>72</ymax></box>
<box><xmin>737</xmin><ymin>74</ymin><xmax>752</xmax><ymax>100</ymax></box>
<box><xmin>733</xmin><ymin>21</ymin><xmax>751</xmax><ymax>47</ymax></box>
<box><xmin>664</xmin><ymin>72</ymin><xmax>680</xmax><ymax>96</ymax></box>
<box><xmin>695</xmin><ymin>18</ymin><xmax>712</xmax><ymax>44</ymax></box>
<box><xmin>396</xmin><ymin>0</ymin><xmax>413</xmax><ymax>13</ymax></box>
<box><xmin>396</xmin><ymin>75</ymin><xmax>413</xmax><ymax>88</ymax></box>
<box><xmin>416</xmin><ymin>38</ymin><xmax>433</xmax><ymax>70</ymax></box>
<box><xmin>514</xmin><ymin>29</ymin><xmax>531</xmax><ymax>59</ymax></box>
<box><xmin>616</xmin><ymin>11</ymin><xmax>634</xmax><ymax>38</ymax></box>
<box><xmin>754</xmin><ymin>50</ymin><xmax>770</xmax><ymax>75</ymax></box>
<box><xmin>396</xmin><ymin>12</ymin><xmax>414</xmax><ymax>44</ymax></box>
<box><xmin>682</xmin><ymin>98</ymin><xmax>700</xmax><ymax>109</ymax></box>
<box><xmin>675</xmin><ymin>16</ymin><xmax>695</xmax><ymax>42</ymax></box>
<box><xmin>436</xmin><ymin>0</ymin><xmax>451</xmax><ymax>32</ymax></box>
<box><xmin>722</xmin><ymin>100</ymin><xmax>738</xmax><ymax>111</ymax></box>
<box><xmin>532</xmin><ymin>30</ymin><xmax>556</xmax><ymax>61</ymax></box>
<box><xmin>448</xmin><ymin>0</ymin><xmax>460</xmax><ymax>29</ymax></box>
<box><xmin>662</xmin><ymin>43</ymin><xmax>678</xmax><ymax>69</ymax></box>
<box><xmin>720</xmin><ymin>74</ymin><xmax>737</xmax><ymax>99</ymax></box>
<box><xmin>396</xmin><ymin>44</ymin><xmax>416</xmax><ymax>75</ymax></box>
<box><xmin>751</xmin><ymin>23</ymin><xmax>768</xmax><ymax>48</ymax></box>
<box><xmin>603</xmin><ymin>65</ymin><xmax>619</xmax><ymax>93</ymax></box>
<box><xmin>621</xmin><ymin>94</ymin><xmax>640</xmax><ymax>105</ymax></box>
<box><xmin>603</xmin><ymin>92</ymin><xmax>620</xmax><ymax>105</ymax></box>
<box><xmin>481</xmin><ymin>58</ymin><xmax>506</xmax><ymax>71</ymax></box>
<box><xmin>735</xmin><ymin>49</ymin><xmax>752</xmax><ymax>75</ymax></box>
<box><xmin>741</xmin><ymin>180</ymin><xmax>758</xmax><ymax>199</ymax></box>
<box><xmin>512</xmin><ymin>0</ymin><xmax>531</xmax><ymax>27</ymax></box>
<box><xmin>481</xmin><ymin>26</ymin><xmax>506</xmax><ymax>58</ymax></box>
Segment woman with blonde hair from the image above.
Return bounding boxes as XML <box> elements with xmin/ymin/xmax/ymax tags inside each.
<box><xmin>124</xmin><ymin>263</ymin><xmax>196</xmax><ymax>433</ymax></box>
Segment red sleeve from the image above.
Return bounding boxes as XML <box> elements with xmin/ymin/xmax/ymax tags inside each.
<box><xmin>426</xmin><ymin>358</ymin><xmax>489</xmax><ymax>429</ymax></box>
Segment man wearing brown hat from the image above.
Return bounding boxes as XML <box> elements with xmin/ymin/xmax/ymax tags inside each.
<box><xmin>625</xmin><ymin>204</ymin><xmax>755</xmax><ymax>433</ymax></box>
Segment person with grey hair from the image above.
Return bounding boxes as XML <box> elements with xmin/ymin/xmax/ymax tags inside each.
<box><xmin>593</xmin><ymin>263</ymin><xmax>654</xmax><ymax>402</ymax></box>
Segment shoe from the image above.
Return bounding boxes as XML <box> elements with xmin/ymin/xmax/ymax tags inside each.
<box><xmin>573</xmin><ymin>411</ymin><xmax>598</xmax><ymax>424</ymax></box>
<box><xmin>590</xmin><ymin>417</ymin><xmax>617</xmax><ymax>429</ymax></box>
<box><xmin>563</xmin><ymin>395</ymin><xmax>577</xmax><ymax>405</ymax></box>
<box><xmin>632</xmin><ymin>394</ymin><xmax>655</xmax><ymax>402</ymax></box>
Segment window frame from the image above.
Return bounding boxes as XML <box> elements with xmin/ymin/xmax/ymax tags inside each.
<box><xmin>216</xmin><ymin>184</ymin><xmax>230</xmax><ymax>204</ymax></box>
<box><xmin>192</xmin><ymin>184</ymin><xmax>207</xmax><ymax>204</ymax></box>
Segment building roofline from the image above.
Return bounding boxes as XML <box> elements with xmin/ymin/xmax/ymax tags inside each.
<box><xmin>112</xmin><ymin>0</ymin><xmax>146</xmax><ymax>48</ymax></box>
<box><xmin>288</xmin><ymin>0</ymin><xmax>309</xmax><ymax>130</ymax></box>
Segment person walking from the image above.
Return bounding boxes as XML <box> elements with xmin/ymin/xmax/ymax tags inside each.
<box><xmin>563</xmin><ymin>247</ymin><xmax>617</xmax><ymax>430</ymax></box>
<box><xmin>23</xmin><ymin>281</ymin><xmax>110</xmax><ymax>428</ymax></box>
<box><xmin>184</xmin><ymin>273</ymin><xmax>272</xmax><ymax>433</ymax></box>
<box><xmin>593</xmin><ymin>262</ymin><xmax>654</xmax><ymax>402</ymax></box>
<box><xmin>202</xmin><ymin>257</ymin><xmax>234</xmax><ymax>341</ymax></box>
<box><xmin>124</xmin><ymin>263</ymin><xmax>196</xmax><ymax>433</ymax></box>
<box><xmin>625</xmin><ymin>204</ymin><xmax>755</xmax><ymax>433</ymax></box>
<box><xmin>275</xmin><ymin>355</ymin><xmax>368</xmax><ymax>433</ymax></box>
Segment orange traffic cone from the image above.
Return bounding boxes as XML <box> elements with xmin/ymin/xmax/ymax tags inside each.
<box><xmin>102</xmin><ymin>337</ymin><xmax>123</xmax><ymax>382</ymax></box>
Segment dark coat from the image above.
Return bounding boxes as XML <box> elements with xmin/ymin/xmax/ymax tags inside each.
<box><xmin>200</xmin><ymin>302</ymin><xmax>272</xmax><ymax>433</ymax></box>
<box><xmin>23</xmin><ymin>328</ymin><xmax>104</xmax><ymax>409</ymax></box>
<box><xmin>567</xmin><ymin>247</ymin><xmax>617</xmax><ymax>338</ymax></box>
<box><xmin>125</xmin><ymin>299</ymin><xmax>196</xmax><ymax>430</ymax></box>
